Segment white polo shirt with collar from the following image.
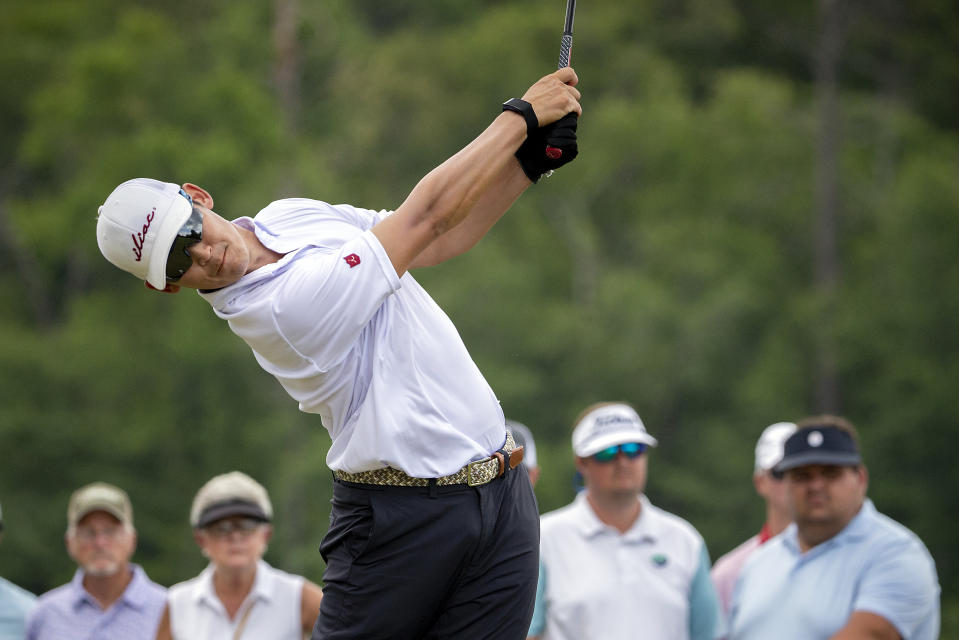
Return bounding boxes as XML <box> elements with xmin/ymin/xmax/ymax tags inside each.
<box><xmin>166</xmin><ymin>559</ymin><xmax>303</xmax><ymax>640</ymax></box>
<box><xmin>199</xmin><ymin>199</ymin><xmax>507</xmax><ymax>477</ymax></box>
<box><xmin>530</xmin><ymin>492</ymin><xmax>722</xmax><ymax>640</ymax></box>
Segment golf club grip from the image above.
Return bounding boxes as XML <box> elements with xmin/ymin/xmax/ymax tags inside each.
<box><xmin>557</xmin><ymin>34</ymin><xmax>573</xmax><ymax>70</ymax></box>
<box><xmin>545</xmin><ymin>35</ymin><xmax>575</xmax><ymax>160</ymax></box>
<box><xmin>545</xmin><ymin>0</ymin><xmax>577</xmax><ymax>162</ymax></box>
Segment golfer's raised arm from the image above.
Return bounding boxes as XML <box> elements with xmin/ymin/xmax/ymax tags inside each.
<box><xmin>373</xmin><ymin>67</ymin><xmax>580</xmax><ymax>276</ymax></box>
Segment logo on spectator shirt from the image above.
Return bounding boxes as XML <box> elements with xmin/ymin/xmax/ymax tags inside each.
<box><xmin>651</xmin><ymin>553</ymin><xmax>668</xmax><ymax>567</ymax></box>
<box><xmin>344</xmin><ymin>253</ymin><xmax>361</xmax><ymax>268</ymax></box>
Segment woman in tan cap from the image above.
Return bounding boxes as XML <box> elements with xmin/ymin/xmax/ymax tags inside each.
<box><xmin>154</xmin><ymin>471</ymin><xmax>323</xmax><ymax>639</ymax></box>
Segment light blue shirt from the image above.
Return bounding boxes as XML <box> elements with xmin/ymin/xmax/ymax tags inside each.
<box><xmin>0</xmin><ymin>577</ymin><xmax>37</xmax><ymax>640</ymax></box>
<box><xmin>529</xmin><ymin>493</ymin><xmax>723</xmax><ymax>640</ymax></box>
<box><xmin>25</xmin><ymin>564</ymin><xmax>166</xmax><ymax>640</ymax></box>
<box><xmin>730</xmin><ymin>499</ymin><xmax>940</xmax><ymax>640</ymax></box>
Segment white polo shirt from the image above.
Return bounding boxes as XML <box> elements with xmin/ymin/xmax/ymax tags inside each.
<box><xmin>166</xmin><ymin>560</ymin><xmax>303</xmax><ymax>640</ymax></box>
<box><xmin>530</xmin><ymin>492</ymin><xmax>723</xmax><ymax>640</ymax></box>
<box><xmin>200</xmin><ymin>199</ymin><xmax>505</xmax><ymax>476</ymax></box>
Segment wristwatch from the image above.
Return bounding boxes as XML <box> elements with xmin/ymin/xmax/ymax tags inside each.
<box><xmin>502</xmin><ymin>98</ymin><xmax>538</xmax><ymax>135</ymax></box>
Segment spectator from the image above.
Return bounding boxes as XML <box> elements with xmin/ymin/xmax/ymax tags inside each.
<box><xmin>710</xmin><ymin>421</ymin><xmax>796</xmax><ymax>622</ymax></box>
<box><xmin>528</xmin><ymin>402</ymin><xmax>723</xmax><ymax>640</ymax></box>
<box><xmin>155</xmin><ymin>471</ymin><xmax>323</xmax><ymax>640</ymax></box>
<box><xmin>94</xmin><ymin>66</ymin><xmax>580</xmax><ymax>639</ymax></box>
<box><xmin>25</xmin><ymin>482</ymin><xmax>166</xmax><ymax>640</ymax></box>
<box><xmin>0</xmin><ymin>502</ymin><xmax>37</xmax><ymax>640</ymax></box>
<box><xmin>730</xmin><ymin>415</ymin><xmax>940</xmax><ymax>639</ymax></box>
<box><xmin>507</xmin><ymin>420</ymin><xmax>541</xmax><ymax>487</ymax></box>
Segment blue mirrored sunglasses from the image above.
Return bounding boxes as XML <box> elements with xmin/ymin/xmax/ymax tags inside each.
<box><xmin>592</xmin><ymin>442</ymin><xmax>647</xmax><ymax>463</ymax></box>
<box><xmin>165</xmin><ymin>189</ymin><xmax>204</xmax><ymax>283</ymax></box>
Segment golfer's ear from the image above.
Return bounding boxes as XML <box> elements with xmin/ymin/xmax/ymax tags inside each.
<box><xmin>182</xmin><ymin>183</ymin><xmax>213</xmax><ymax>210</ymax></box>
<box><xmin>145</xmin><ymin>281</ymin><xmax>181</xmax><ymax>294</ymax></box>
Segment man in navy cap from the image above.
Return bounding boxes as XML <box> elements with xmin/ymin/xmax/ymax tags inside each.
<box><xmin>729</xmin><ymin>415</ymin><xmax>940</xmax><ymax>640</ymax></box>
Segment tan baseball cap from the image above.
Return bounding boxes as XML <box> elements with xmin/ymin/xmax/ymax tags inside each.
<box><xmin>190</xmin><ymin>471</ymin><xmax>273</xmax><ymax>528</ymax></box>
<box><xmin>68</xmin><ymin>482</ymin><xmax>133</xmax><ymax>529</ymax></box>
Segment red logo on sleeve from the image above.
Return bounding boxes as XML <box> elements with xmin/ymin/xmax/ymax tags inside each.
<box><xmin>344</xmin><ymin>253</ymin><xmax>361</xmax><ymax>268</ymax></box>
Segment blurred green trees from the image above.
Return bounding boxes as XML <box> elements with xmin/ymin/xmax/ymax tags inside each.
<box><xmin>1</xmin><ymin>0</ymin><xmax>956</xmax><ymax>633</ymax></box>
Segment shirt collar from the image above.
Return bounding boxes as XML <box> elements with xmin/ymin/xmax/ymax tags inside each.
<box><xmin>70</xmin><ymin>564</ymin><xmax>150</xmax><ymax>612</ymax></box>
<box><xmin>199</xmin><ymin>218</ymin><xmax>302</xmax><ymax>309</ymax></box>
<box><xmin>757</xmin><ymin>522</ymin><xmax>773</xmax><ymax>544</ymax></box>
<box><xmin>834</xmin><ymin>498</ymin><xmax>874</xmax><ymax>542</ymax></box>
<box><xmin>781</xmin><ymin>498</ymin><xmax>874</xmax><ymax>555</ymax></box>
<box><xmin>192</xmin><ymin>559</ymin><xmax>275</xmax><ymax>610</ymax></box>
<box><xmin>574</xmin><ymin>491</ymin><xmax>657</xmax><ymax>544</ymax></box>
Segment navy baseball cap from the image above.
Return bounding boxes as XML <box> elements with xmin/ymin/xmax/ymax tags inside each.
<box><xmin>774</xmin><ymin>425</ymin><xmax>862</xmax><ymax>473</ymax></box>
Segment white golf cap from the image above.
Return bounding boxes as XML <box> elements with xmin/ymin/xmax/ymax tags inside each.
<box><xmin>754</xmin><ymin>421</ymin><xmax>798</xmax><ymax>472</ymax></box>
<box><xmin>190</xmin><ymin>471</ymin><xmax>273</xmax><ymax>528</ymax></box>
<box><xmin>96</xmin><ymin>178</ymin><xmax>193</xmax><ymax>289</ymax></box>
<box><xmin>572</xmin><ymin>403</ymin><xmax>658</xmax><ymax>458</ymax></box>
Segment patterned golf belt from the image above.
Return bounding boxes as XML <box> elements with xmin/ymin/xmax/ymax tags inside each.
<box><xmin>334</xmin><ymin>432</ymin><xmax>522</xmax><ymax>487</ymax></box>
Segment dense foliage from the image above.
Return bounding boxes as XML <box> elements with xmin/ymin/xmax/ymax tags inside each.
<box><xmin>1</xmin><ymin>0</ymin><xmax>956</xmax><ymax>632</ymax></box>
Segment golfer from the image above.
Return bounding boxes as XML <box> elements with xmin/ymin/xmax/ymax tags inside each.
<box><xmin>95</xmin><ymin>67</ymin><xmax>582</xmax><ymax>639</ymax></box>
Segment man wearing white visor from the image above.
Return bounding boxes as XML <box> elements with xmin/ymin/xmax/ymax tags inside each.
<box><xmin>528</xmin><ymin>402</ymin><xmax>723</xmax><ymax>640</ymax></box>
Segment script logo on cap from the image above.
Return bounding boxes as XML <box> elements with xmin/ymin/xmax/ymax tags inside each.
<box><xmin>131</xmin><ymin>208</ymin><xmax>157</xmax><ymax>262</ymax></box>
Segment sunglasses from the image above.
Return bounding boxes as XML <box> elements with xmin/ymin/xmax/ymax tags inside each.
<box><xmin>165</xmin><ymin>189</ymin><xmax>204</xmax><ymax>283</ymax></box>
<box><xmin>592</xmin><ymin>442</ymin><xmax>647</xmax><ymax>463</ymax></box>
<box><xmin>204</xmin><ymin>517</ymin><xmax>263</xmax><ymax>538</ymax></box>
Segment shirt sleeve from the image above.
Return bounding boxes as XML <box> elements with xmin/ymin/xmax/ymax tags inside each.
<box><xmin>709</xmin><ymin>553</ymin><xmax>735</xmax><ymax>622</ymax></box>
<box><xmin>527</xmin><ymin>560</ymin><xmax>547</xmax><ymax>637</ymax></box>
<box><xmin>689</xmin><ymin>542</ymin><xmax>725</xmax><ymax>640</ymax></box>
<box><xmin>853</xmin><ymin>536</ymin><xmax>940</xmax><ymax>638</ymax></box>
<box><xmin>271</xmin><ymin>230</ymin><xmax>401</xmax><ymax>370</ymax></box>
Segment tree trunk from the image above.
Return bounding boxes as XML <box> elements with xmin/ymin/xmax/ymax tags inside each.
<box><xmin>812</xmin><ymin>0</ymin><xmax>844</xmax><ymax>412</ymax></box>
<box><xmin>273</xmin><ymin>0</ymin><xmax>301</xmax><ymax>195</ymax></box>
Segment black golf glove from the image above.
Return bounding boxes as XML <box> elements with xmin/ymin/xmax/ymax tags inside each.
<box><xmin>515</xmin><ymin>113</ymin><xmax>579</xmax><ymax>183</ymax></box>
